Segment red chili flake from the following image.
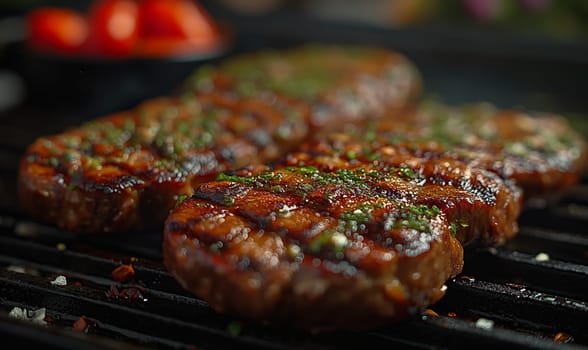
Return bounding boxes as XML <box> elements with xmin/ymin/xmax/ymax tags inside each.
<box><xmin>105</xmin><ymin>285</ymin><xmax>120</xmax><ymax>298</ymax></box>
<box><xmin>424</xmin><ymin>309</ymin><xmax>439</xmax><ymax>317</ymax></box>
<box><xmin>119</xmin><ymin>287</ymin><xmax>145</xmax><ymax>301</ymax></box>
<box><xmin>447</xmin><ymin>312</ymin><xmax>457</xmax><ymax>318</ymax></box>
<box><xmin>105</xmin><ymin>284</ymin><xmax>146</xmax><ymax>302</ymax></box>
<box><xmin>554</xmin><ymin>332</ymin><xmax>574</xmax><ymax>343</ymax></box>
<box><xmin>111</xmin><ymin>264</ymin><xmax>135</xmax><ymax>282</ymax></box>
<box><xmin>73</xmin><ymin>316</ymin><xmax>91</xmax><ymax>332</ymax></box>
<box><xmin>74</xmin><ymin>281</ymin><xmax>82</xmax><ymax>286</ymax></box>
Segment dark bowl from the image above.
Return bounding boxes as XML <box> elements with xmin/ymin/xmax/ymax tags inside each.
<box><xmin>8</xmin><ymin>34</ymin><xmax>232</xmax><ymax>119</ymax></box>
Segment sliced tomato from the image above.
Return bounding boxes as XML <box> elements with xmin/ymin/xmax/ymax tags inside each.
<box><xmin>26</xmin><ymin>8</ymin><xmax>88</xmax><ymax>55</ymax></box>
<box><xmin>85</xmin><ymin>0</ymin><xmax>140</xmax><ymax>57</ymax></box>
<box><xmin>138</xmin><ymin>0</ymin><xmax>219</xmax><ymax>40</ymax></box>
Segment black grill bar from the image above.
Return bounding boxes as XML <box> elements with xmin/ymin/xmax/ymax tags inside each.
<box><xmin>402</xmin><ymin>316</ymin><xmax>587</xmax><ymax>350</ymax></box>
<box><xmin>0</xmin><ymin>313</ymin><xmax>150</xmax><ymax>350</ymax></box>
<box><xmin>507</xmin><ymin>227</ymin><xmax>588</xmax><ymax>265</ymax></box>
<box><xmin>459</xmin><ymin>249</ymin><xmax>588</xmax><ymax>301</ymax></box>
<box><xmin>0</xmin><ymin>269</ymin><xmax>295</xmax><ymax>350</ymax></box>
<box><xmin>518</xmin><ymin>204</ymin><xmax>588</xmax><ymax>234</ymax></box>
<box><xmin>435</xmin><ymin>277</ymin><xmax>588</xmax><ymax>338</ymax></box>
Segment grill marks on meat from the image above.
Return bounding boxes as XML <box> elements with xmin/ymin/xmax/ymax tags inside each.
<box><xmin>369</xmin><ymin>101</ymin><xmax>588</xmax><ymax>202</ymax></box>
<box><xmin>290</xmin><ymin>135</ymin><xmax>523</xmax><ymax>246</ymax></box>
<box><xmin>162</xmin><ymin>99</ymin><xmax>588</xmax><ymax>329</ymax></box>
<box><xmin>18</xmin><ymin>96</ymin><xmax>300</xmax><ymax>233</ymax></box>
<box><xmin>18</xmin><ymin>45</ymin><xmax>420</xmax><ymax>233</ymax></box>
<box><xmin>164</xmin><ymin>166</ymin><xmax>463</xmax><ymax>330</ymax></box>
<box><xmin>185</xmin><ymin>44</ymin><xmax>421</xmax><ymax>127</ymax></box>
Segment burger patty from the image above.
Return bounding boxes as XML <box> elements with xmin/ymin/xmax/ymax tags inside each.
<box><xmin>284</xmin><ymin>146</ymin><xmax>522</xmax><ymax>246</ymax></box>
<box><xmin>363</xmin><ymin>101</ymin><xmax>588</xmax><ymax>202</ymax></box>
<box><xmin>185</xmin><ymin>44</ymin><xmax>421</xmax><ymax>128</ymax></box>
<box><xmin>18</xmin><ymin>45</ymin><xmax>420</xmax><ymax>234</ymax></box>
<box><xmin>163</xmin><ymin>164</ymin><xmax>464</xmax><ymax>330</ymax></box>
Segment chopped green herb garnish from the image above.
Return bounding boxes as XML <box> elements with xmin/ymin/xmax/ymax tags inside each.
<box><xmin>175</xmin><ymin>195</ymin><xmax>188</xmax><ymax>207</ymax></box>
<box><xmin>209</xmin><ymin>241</ymin><xmax>223</xmax><ymax>254</ymax></box>
<box><xmin>284</xmin><ymin>166</ymin><xmax>319</xmax><ymax>175</ymax></box>
<box><xmin>340</xmin><ymin>203</ymin><xmax>374</xmax><ymax>223</ymax></box>
<box><xmin>449</xmin><ymin>223</ymin><xmax>457</xmax><ymax>236</ymax></box>
<box><xmin>308</xmin><ymin>230</ymin><xmax>348</xmax><ymax>255</ymax></box>
<box><xmin>227</xmin><ymin>321</ymin><xmax>242</xmax><ymax>336</ymax></box>
<box><xmin>215</xmin><ymin>173</ymin><xmax>255</xmax><ymax>185</ymax></box>
<box><xmin>154</xmin><ymin>159</ymin><xmax>170</xmax><ymax>168</ymax></box>
<box><xmin>222</xmin><ymin>195</ymin><xmax>235</xmax><ymax>206</ymax></box>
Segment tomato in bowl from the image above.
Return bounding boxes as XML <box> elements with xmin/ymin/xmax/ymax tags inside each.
<box><xmin>26</xmin><ymin>0</ymin><xmax>227</xmax><ymax>59</ymax></box>
<box><xmin>16</xmin><ymin>0</ymin><xmax>231</xmax><ymax>117</ymax></box>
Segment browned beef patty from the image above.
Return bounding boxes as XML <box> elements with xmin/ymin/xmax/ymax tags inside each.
<box><xmin>284</xmin><ymin>144</ymin><xmax>523</xmax><ymax>246</ymax></box>
<box><xmin>356</xmin><ymin>101</ymin><xmax>588</xmax><ymax>203</ymax></box>
<box><xmin>163</xmin><ymin>165</ymin><xmax>463</xmax><ymax>330</ymax></box>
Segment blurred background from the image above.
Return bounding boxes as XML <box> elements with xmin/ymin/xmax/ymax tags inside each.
<box><xmin>2</xmin><ymin>0</ymin><xmax>588</xmax><ymax>40</ymax></box>
<box><xmin>0</xmin><ymin>0</ymin><xmax>586</xmax><ymax>140</ymax></box>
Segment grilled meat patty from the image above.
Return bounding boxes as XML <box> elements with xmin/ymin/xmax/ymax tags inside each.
<box><xmin>18</xmin><ymin>45</ymin><xmax>420</xmax><ymax>234</ymax></box>
<box><xmin>163</xmin><ymin>165</ymin><xmax>464</xmax><ymax>330</ymax></box>
<box><xmin>366</xmin><ymin>101</ymin><xmax>588</xmax><ymax>202</ymax></box>
<box><xmin>284</xmin><ymin>145</ymin><xmax>522</xmax><ymax>246</ymax></box>
<box><xmin>184</xmin><ymin>44</ymin><xmax>421</xmax><ymax>128</ymax></box>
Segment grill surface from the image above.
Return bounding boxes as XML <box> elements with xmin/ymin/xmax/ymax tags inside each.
<box><xmin>1</xmin><ymin>6</ymin><xmax>588</xmax><ymax>349</ymax></box>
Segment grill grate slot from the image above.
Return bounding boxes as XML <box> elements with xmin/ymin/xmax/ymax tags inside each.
<box><xmin>0</xmin><ymin>270</ymin><xmax>296</xmax><ymax>350</ymax></box>
<box><xmin>506</xmin><ymin>227</ymin><xmax>588</xmax><ymax>265</ymax></box>
<box><xmin>459</xmin><ymin>249</ymin><xmax>588</xmax><ymax>301</ymax></box>
<box><xmin>432</xmin><ymin>277</ymin><xmax>588</xmax><ymax>341</ymax></box>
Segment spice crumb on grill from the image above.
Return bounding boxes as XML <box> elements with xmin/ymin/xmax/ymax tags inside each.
<box><xmin>535</xmin><ymin>252</ymin><xmax>550</xmax><ymax>262</ymax></box>
<box><xmin>111</xmin><ymin>264</ymin><xmax>135</xmax><ymax>282</ymax></box>
<box><xmin>56</xmin><ymin>242</ymin><xmax>66</xmax><ymax>251</ymax></box>
<box><xmin>475</xmin><ymin>318</ymin><xmax>495</xmax><ymax>330</ymax></box>
<box><xmin>105</xmin><ymin>284</ymin><xmax>147</xmax><ymax>302</ymax></box>
<box><xmin>49</xmin><ymin>275</ymin><xmax>67</xmax><ymax>286</ymax></box>
<box><xmin>73</xmin><ymin>316</ymin><xmax>94</xmax><ymax>333</ymax></box>
<box><xmin>6</xmin><ymin>265</ymin><xmax>40</xmax><ymax>276</ymax></box>
<box><xmin>226</xmin><ymin>321</ymin><xmax>243</xmax><ymax>336</ymax></box>
<box><xmin>8</xmin><ymin>307</ymin><xmax>47</xmax><ymax>326</ymax></box>
<box><xmin>13</xmin><ymin>222</ymin><xmax>39</xmax><ymax>237</ymax></box>
<box><xmin>424</xmin><ymin>309</ymin><xmax>439</xmax><ymax>317</ymax></box>
<box><xmin>554</xmin><ymin>332</ymin><xmax>574</xmax><ymax>343</ymax></box>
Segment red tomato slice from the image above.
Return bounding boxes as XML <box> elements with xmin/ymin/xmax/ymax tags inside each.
<box><xmin>26</xmin><ymin>8</ymin><xmax>88</xmax><ymax>55</ymax></box>
<box><xmin>86</xmin><ymin>0</ymin><xmax>139</xmax><ymax>57</ymax></box>
<box><xmin>138</xmin><ymin>0</ymin><xmax>219</xmax><ymax>40</ymax></box>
